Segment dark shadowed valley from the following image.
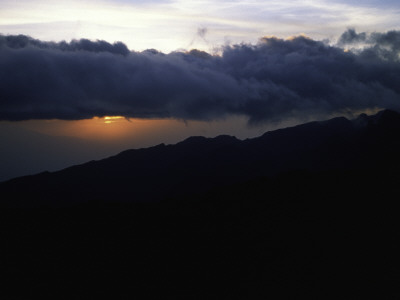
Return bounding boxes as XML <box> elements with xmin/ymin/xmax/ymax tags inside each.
<box><xmin>1</xmin><ymin>110</ymin><xmax>400</xmax><ymax>298</ymax></box>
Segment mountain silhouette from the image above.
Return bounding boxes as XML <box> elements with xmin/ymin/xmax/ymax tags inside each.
<box><xmin>2</xmin><ymin>109</ymin><xmax>400</xmax><ymax>206</ymax></box>
<box><xmin>1</xmin><ymin>110</ymin><xmax>400</xmax><ymax>298</ymax></box>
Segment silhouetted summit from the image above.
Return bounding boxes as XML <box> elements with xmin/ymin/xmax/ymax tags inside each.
<box><xmin>1</xmin><ymin>109</ymin><xmax>400</xmax><ymax>206</ymax></box>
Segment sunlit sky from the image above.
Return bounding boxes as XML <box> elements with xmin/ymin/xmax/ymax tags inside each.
<box><xmin>1</xmin><ymin>0</ymin><xmax>400</xmax><ymax>181</ymax></box>
<box><xmin>1</xmin><ymin>0</ymin><xmax>399</xmax><ymax>53</ymax></box>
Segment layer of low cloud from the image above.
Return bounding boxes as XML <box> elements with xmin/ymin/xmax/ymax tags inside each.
<box><xmin>1</xmin><ymin>31</ymin><xmax>400</xmax><ymax>123</ymax></box>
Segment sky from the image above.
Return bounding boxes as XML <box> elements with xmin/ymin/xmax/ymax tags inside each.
<box><xmin>1</xmin><ymin>0</ymin><xmax>400</xmax><ymax>181</ymax></box>
<box><xmin>1</xmin><ymin>0</ymin><xmax>399</xmax><ymax>53</ymax></box>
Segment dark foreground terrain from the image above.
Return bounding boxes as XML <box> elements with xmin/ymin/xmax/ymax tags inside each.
<box><xmin>1</xmin><ymin>110</ymin><xmax>400</xmax><ymax>298</ymax></box>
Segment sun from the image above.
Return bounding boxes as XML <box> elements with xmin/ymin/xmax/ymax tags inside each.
<box><xmin>104</xmin><ymin>116</ymin><xmax>125</xmax><ymax>124</ymax></box>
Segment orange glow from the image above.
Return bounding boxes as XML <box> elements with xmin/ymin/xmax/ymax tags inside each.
<box><xmin>48</xmin><ymin>116</ymin><xmax>168</xmax><ymax>140</ymax></box>
<box><xmin>12</xmin><ymin>115</ymin><xmax>276</xmax><ymax>149</ymax></box>
<box><xmin>15</xmin><ymin>116</ymin><xmax>203</xmax><ymax>142</ymax></box>
<box><xmin>286</xmin><ymin>33</ymin><xmax>310</xmax><ymax>41</ymax></box>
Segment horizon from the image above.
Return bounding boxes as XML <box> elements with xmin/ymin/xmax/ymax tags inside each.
<box><xmin>0</xmin><ymin>107</ymin><xmax>387</xmax><ymax>182</ymax></box>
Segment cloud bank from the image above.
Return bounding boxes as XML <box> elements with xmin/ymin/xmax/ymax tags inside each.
<box><xmin>1</xmin><ymin>31</ymin><xmax>400</xmax><ymax>123</ymax></box>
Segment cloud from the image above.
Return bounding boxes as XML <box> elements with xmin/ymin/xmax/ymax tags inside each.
<box><xmin>0</xmin><ymin>35</ymin><xmax>130</xmax><ymax>56</ymax></box>
<box><xmin>338</xmin><ymin>28</ymin><xmax>400</xmax><ymax>60</ymax></box>
<box><xmin>338</xmin><ymin>28</ymin><xmax>367</xmax><ymax>45</ymax></box>
<box><xmin>197</xmin><ymin>27</ymin><xmax>208</xmax><ymax>41</ymax></box>
<box><xmin>1</xmin><ymin>32</ymin><xmax>400</xmax><ymax>123</ymax></box>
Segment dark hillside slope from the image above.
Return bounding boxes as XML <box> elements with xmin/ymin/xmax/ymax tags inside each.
<box><xmin>1</xmin><ymin>110</ymin><xmax>400</xmax><ymax>298</ymax></box>
<box><xmin>2</xmin><ymin>109</ymin><xmax>400</xmax><ymax>206</ymax></box>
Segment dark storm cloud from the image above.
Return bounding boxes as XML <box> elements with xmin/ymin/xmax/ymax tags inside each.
<box><xmin>338</xmin><ymin>29</ymin><xmax>400</xmax><ymax>60</ymax></box>
<box><xmin>338</xmin><ymin>29</ymin><xmax>367</xmax><ymax>45</ymax></box>
<box><xmin>339</xmin><ymin>28</ymin><xmax>400</xmax><ymax>49</ymax></box>
<box><xmin>0</xmin><ymin>35</ymin><xmax>129</xmax><ymax>56</ymax></box>
<box><xmin>1</xmin><ymin>31</ymin><xmax>400</xmax><ymax>123</ymax></box>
